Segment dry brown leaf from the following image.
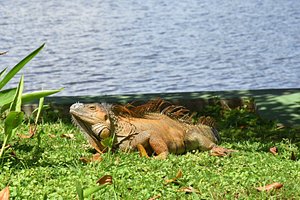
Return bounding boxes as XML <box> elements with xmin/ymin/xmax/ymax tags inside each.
<box><xmin>165</xmin><ymin>169</ymin><xmax>183</xmax><ymax>184</ymax></box>
<box><xmin>79</xmin><ymin>157</ymin><xmax>90</xmax><ymax>163</ymax></box>
<box><xmin>80</xmin><ymin>153</ymin><xmax>102</xmax><ymax>163</ymax></box>
<box><xmin>19</xmin><ymin>124</ymin><xmax>37</xmax><ymax>139</ymax></box>
<box><xmin>178</xmin><ymin>186</ymin><xmax>200</xmax><ymax>194</ymax></box>
<box><xmin>96</xmin><ymin>175</ymin><xmax>113</xmax><ymax>185</ymax></box>
<box><xmin>91</xmin><ymin>153</ymin><xmax>102</xmax><ymax>162</ymax></box>
<box><xmin>48</xmin><ymin>134</ymin><xmax>56</xmax><ymax>138</ymax></box>
<box><xmin>137</xmin><ymin>144</ymin><xmax>149</xmax><ymax>158</ymax></box>
<box><xmin>60</xmin><ymin>133</ymin><xmax>75</xmax><ymax>139</ymax></box>
<box><xmin>210</xmin><ymin>146</ymin><xmax>236</xmax><ymax>157</ymax></box>
<box><xmin>256</xmin><ymin>182</ymin><xmax>283</xmax><ymax>192</ymax></box>
<box><xmin>269</xmin><ymin>146</ymin><xmax>278</xmax><ymax>155</ymax></box>
<box><xmin>0</xmin><ymin>186</ymin><xmax>10</xmax><ymax>200</ymax></box>
<box><xmin>148</xmin><ymin>194</ymin><xmax>161</xmax><ymax>200</ymax></box>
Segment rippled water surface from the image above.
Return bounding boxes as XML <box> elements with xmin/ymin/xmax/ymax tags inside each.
<box><xmin>1</xmin><ymin>0</ymin><xmax>300</xmax><ymax>96</ymax></box>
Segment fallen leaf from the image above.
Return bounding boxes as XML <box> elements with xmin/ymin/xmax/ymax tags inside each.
<box><xmin>165</xmin><ymin>169</ymin><xmax>183</xmax><ymax>184</ymax></box>
<box><xmin>269</xmin><ymin>146</ymin><xmax>278</xmax><ymax>155</ymax></box>
<box><xmin>79</xmin><ymin>157</ymin><xmax>90</xmax><ymax>164</ymax></box>
<box><xmin>48</xmin><ymin>134</ymin><xmax>56</xmax><ymax>138</ymax></box>
<box><xmin>256</xmin><ymin>182</ymin><xmax>283</xmax><ymax>192</ymax></box>
<box><xmin>178</xmin><ymin>186</ymin><xmax>200</xmax><ymax>194</ymax></box>
<box><xmin>137</xmin><ymin>144</ymin><xmax>149</xmax><ymax>158</ymax></box>
<box><xmin>210</xmin><ymin>146</ymin><xmax>236</xmax><ymax>157</ymax></box>
<box><xmin>96</xmin><ymin>175</ymin><xmax>113</xmax><ymax>185</ymax></box>
<box><xmin>149</xmin><ymin>194</ymin><xmax>161</xmax><ymax>200</ymax></box>
<box><xmin>0</xmin><ymin>186</ymin><xmax>10</xmax><ymax>200</ymax></box>
<box><xmin>61</xmin><ymin>133</ymin><xmax>75</xmax><ymax>139</ymax></box>
<box><xmin>19</xmin><ymin>124</ymin><xmax>37</xmax><ymax>139</ymax></box>
<box><xmin>275</xmin><ymin>123</ymin><xmax>285</xmax><ymax>130</ymax></box>
<box><xmin>80</xmin><ymin>153</ymin><xmax>102</xmax><ymax>163</ymax></box>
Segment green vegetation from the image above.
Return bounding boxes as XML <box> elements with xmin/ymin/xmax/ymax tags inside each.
<box><xmin>1</xmin><ymin>103</ymin><xmax>299</xmax><ymax>199</ymax></box>
<box><xmin>0</xmin><ymin>44</ymin><xmax>62</xmax><ymax>159</ymax></box>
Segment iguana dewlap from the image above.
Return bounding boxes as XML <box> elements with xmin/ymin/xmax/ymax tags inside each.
<box><xmin>70</xmin><ymin>99</ymin><xmax>231</xmax><ymax>159</ymax></box>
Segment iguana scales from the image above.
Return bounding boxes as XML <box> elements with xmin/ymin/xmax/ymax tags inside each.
<box><xmin>70</xmin><ymin>99</ymin><xmax>233</xmax><ymax>159</ymax></box>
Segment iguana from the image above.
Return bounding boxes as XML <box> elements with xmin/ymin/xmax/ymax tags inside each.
<box><xmin>70</xmin><ymin>99</ymin><xmax>233</xmax><ymax>159</ymax></box>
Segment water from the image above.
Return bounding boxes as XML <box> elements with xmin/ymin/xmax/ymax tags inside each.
<box><xmin>1</xmin><ymin>0</ymin><xmax>300</xmax><ymax>96</ymax></box>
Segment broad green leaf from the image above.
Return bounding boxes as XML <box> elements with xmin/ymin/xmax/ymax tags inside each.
<box><xmin>10</xmin><ymin>75</ymin><xmax>24</xmax><ymax>112</ymax></box>
<box><xmin>0</xmin><ymin>43</ymin><xmax>45</xmax><ymax>90</ymax></box>
<box><xmin>22</xmin><ymin>88</ymin><xmax>64</xmax><ymax>103</ymax></box>
<box><xmin>75</xmin><ymin>181</ymin><xmax>84</xmax><ymax>200</ymax></box>
<box><xmin>0</xmin><ymin>67</ymin><xmax>7</xmax><ymax>79</ymax></box>
<box><xmin>0</xmin><ymin>88</ymin><xmax>16</xmax><ymax>107</ymax></box>
<box><xmin>4</xmin><ymin>111</ymin><xmax>24</xmax><ymax>141</ymax></box>
<box><xmin>0</xmin><ymin>88</ymin><xmax>63</xmax><ymax>114</ymax></box>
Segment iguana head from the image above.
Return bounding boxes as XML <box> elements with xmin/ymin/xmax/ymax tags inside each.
<box><xmin>70</xmin><ymin>103</ymin><xmax>112</xmax><ymax>152</ymax></box>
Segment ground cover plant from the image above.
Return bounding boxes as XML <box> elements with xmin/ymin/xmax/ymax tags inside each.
<box><xmin>0</xmin><ymin>101</ymin><xmax>299</xmax><ymax>199</ymax></box>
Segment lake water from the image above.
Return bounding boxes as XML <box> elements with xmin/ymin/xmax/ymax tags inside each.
<box><xmin>1</xmin><ymin>0</ymin><xmax>300</xmax><ymax>96</ymax></box>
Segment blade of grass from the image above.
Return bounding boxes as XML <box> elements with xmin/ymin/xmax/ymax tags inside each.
<box><xmin>75</xmin><ymin>181</ymin><xmax>84</xmax><ymax>200</ymax></box>
<box><xmin>0</xmin><ymin>43</ymin><xmax>45</xmax><ymax>90</ymax></box>
<box><xmin>35</xmin><ymin>97</ymin><xmax>44</xmax><ymax>124</ymax></box>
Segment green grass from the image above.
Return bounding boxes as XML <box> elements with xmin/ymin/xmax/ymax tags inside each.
<box><xmin>1</xmin><ymin>110</ymin><xmax>300</xmax><ymax>199</ymax></box>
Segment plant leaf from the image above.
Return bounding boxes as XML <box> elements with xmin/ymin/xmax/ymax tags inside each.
<box><xmin>35</xmin><ymin>97</ymin><xmax>44</xmax><ymax>124</ymax></box>
<box><xmin>4</xmin><ymin>111</ymin><xmax>24</xmax><ymax>134</ymax></box>
<box><xmin>19</xmin><ymin>124</ymin><xmax>36</xmax><ymax>139</ymax></box>
<box><xmin>165</xmin><ymin>169</ymin><xmax>183</xmax><ymax>184</ymax></box>
<box><xmin>256</xmin><ymin>182</ymin><xmax>283</xmax><ymax>192</ymax></box>
<box><xmin>0</xmin><ymin>43</ymin><xmax>44</xmax><ymax>90</ymax></box>
<box><xmin>83</xmin><ymin>186</ymin><xmax>103</xmax><ymax>198</ymax></box>
<box><xmin>0</xmin><ymin>67</ymin><xmax>7</xmax><ymax>79</ymax></box>
<box><xmin>22</xmin><ymin>88</ymin><xmax>64</xmax><ymax>103</ymax></box>
<box><xmin>0</xmin><ymin>89</ymin><xmax>63</xmax><ymax>113</ymax></box>
<box><xmin>96</xmin><ymin>175</ymin><xmax>113</xmax><ymax>186</ymax></box>
<box><xmin>10</xmin><ymin>75</ymin><xmax>24</xmax><ymax>112</ymax></box>
<box><xmin>75</xmin><ymin>181</ymin><xmax>84</xmax><ymax>200</ymax></box>
<box><xmin>178</xmin><ymin>186</ymin><xmax>200</xmax><ymax>194</ymax></box>
<box><xmin>0</xmin><ymin>186</ymin><xmax>9</xmax><ymax>200</ymax></box>
<box><xmin>60</xmin><ymin>133</ymin><xmax>75</xmax><ymax>139</ymax></box>
<box><xmin>0</xmin><ymin>88</ymin><xmax>17</xmax><ymax>107</ymax></box>
<box><xmin>269</xmin><ymin>146</ymin><xmax>278</xmax><ymax>155</ymax></box>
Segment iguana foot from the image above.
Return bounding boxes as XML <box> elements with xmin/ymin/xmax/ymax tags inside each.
<box><xmin>210</xmin><ymin>146</ymin><xmax>236</xmax><ymax>157</ymax></box>
<box><xmin>154</xmin><ymin>152</ymin><xmax>169</xmax><ymax>160</ymax></box>
<box><xmin>136</xmin><ymin>144</ymin><xmax>149</xmax><ymax>158</ymax></box>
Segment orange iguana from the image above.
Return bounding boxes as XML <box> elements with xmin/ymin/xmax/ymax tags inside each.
<box><xmin>70</xmin><ymin>99</ymin><xmax>233</xmax><ymax>159</ymax></box>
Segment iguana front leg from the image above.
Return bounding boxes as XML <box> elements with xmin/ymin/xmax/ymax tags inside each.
<box><xmin>131</xmin><ymin>131</ymin><xmax>169</xmax><ymax>159</ymax></box>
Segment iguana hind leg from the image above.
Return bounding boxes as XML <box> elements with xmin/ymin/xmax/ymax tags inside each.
<box><xmin>149</xmin><ymin>135</ymin><xmax>169</xmax><ymax>160</ymax></box>
<box><xmin>131</xmin><ymin>131</ymin><xmax>169</xmax><ymax>159</ymax></box>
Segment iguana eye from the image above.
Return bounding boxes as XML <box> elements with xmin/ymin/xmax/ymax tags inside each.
<box><xmin>89</xmin><ymin>105</ymin><xmax>96</xmax><ymax>110</ymax></box>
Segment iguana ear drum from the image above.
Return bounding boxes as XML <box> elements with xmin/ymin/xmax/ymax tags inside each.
<box><xmin>99</xmin><ymin>127</ymin><xmax>110</xmax><ymax>139</ymax></box>
<box><xmin>92</xmin><ymin>123</ymin><xmax>111</xmax><ymax>139</ymax></box>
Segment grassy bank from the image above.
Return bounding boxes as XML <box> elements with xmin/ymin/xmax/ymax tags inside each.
<box><xmin>1</xmin><ymin>108</ymin><xmax>300</xmax><ymax>199</ymax></box>
<box><xmin>1</xmin><ymin>123</ymin><xmax>299</xmax><ymax>199</ymax></box>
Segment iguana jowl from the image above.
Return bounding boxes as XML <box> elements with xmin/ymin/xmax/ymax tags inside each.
<box><xmin>70</xmin><ymin>99</ymin><xmax>233</xmax><ymax>159</ymax></box>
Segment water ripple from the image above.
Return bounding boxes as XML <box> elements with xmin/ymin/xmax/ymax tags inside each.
<box><xmin>1</xmin><ymin>0</ymin><xmax>300</xmax><ymax>96</ymax></box>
